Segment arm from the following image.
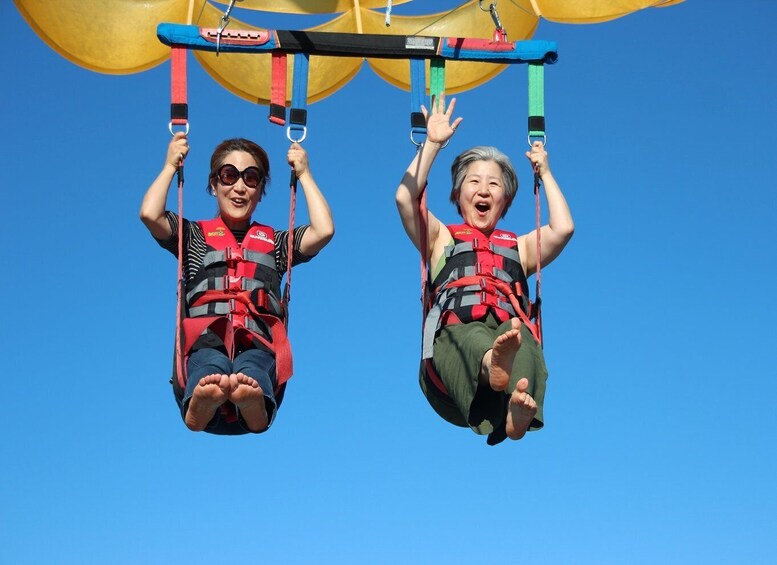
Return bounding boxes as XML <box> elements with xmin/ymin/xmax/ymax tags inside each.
<box><xmin>139</xmin><ymin>132</ymin><xmax>190</xmax><ymax>240</ymax></box>
<box><xmin>518</xmin><ymin>141</ymin><xmax>574</xmax><ymax>276</ymax></box>
<box><xmin>287</xmin><ymin>143</ymin><xmax>334</xmax><ymax>256</ymax></box>
<box><xmin>395</xmin><ymin>96</ymin><xmax>463</xmax><ymax>261</ymax></box>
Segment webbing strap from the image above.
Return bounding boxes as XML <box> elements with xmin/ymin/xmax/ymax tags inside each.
<box><xmin>243</xmin><ymin>249</ymin><xmax>276</xmax><ymax>270</ymax></box>
<box><xmin>170</xmin><ymin>46</ymin><xmax>188</xmax><ymax>128</ymax></box>
<box><xmin>528</xmin><ymin>63</ymin><xmax>545</xmax><ymax>345</ymax></box>
<box><xmin>203</xmin><ymin>250</ymin><xmax>225</xmax><ymax>267</ymax></box>
<box><xmin>430</xmin><ymin>58</ymin><xmax>445</xmax><ymax>106</ymax></box>
<box><xmin>528</xmin><ymin>63</ymin><xmax>545</xmax><ymax>139</ymax></box>
<box><xmin>175</xmin><ymin>160</ymin><xmax>186</xmax><ymax>389</ymax></box>
<box><xmin>288</xmin><ymin>53</ymin><xmax>309</xmax><ymax>143</ymax></box>
<box><xmin>171</xmin><ymin>46</ymin><xmax>187</xmax><ymax>387</ymax></box>
<box><xmin>189</xmin><ymin>303</ymin><xmax>231</xmax><ymax>317</ymax></box>
<box><xmin>410</xmin><ymin>58</ymin><xmax>426</xmax><ymax>144</ymax></box>
<box><xmin>269</xmin><ymin>52</ymin><xmax>287</xmax><ymax>125</ymax></box>
<box><xmin>283</xmin><ymin>53</ymin><xmax>308</xmax><ymax>314</ymax></box>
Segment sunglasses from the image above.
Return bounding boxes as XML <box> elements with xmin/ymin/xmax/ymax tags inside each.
<box><xmin>213</xmin><ymin>164</ymin><xmax>263</xmax><ymax>189</ymax></box>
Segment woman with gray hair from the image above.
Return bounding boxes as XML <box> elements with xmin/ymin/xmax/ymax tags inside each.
<box><xmin>396</xmin><ymin>96</ymin><xmax>574</xmax><ymax>445</ymax></box>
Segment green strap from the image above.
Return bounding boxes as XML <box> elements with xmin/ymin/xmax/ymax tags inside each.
<box><xmin>430</xmin><ymin>58</ymin><xmax>445</xmax><ymax>110</ymax></box>
<box><xmin>528</xmin><ymin>62</ymin><xmax>545</xmax><ymax>138</ymax></box>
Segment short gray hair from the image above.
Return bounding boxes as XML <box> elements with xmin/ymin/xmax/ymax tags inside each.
<box><xmin>449</xmin><ymin>146</ymin><xmax>518</xmax><ymax>218</ymax></box>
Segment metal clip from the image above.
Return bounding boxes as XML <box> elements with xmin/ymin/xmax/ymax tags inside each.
<box><xmin>216</xmin><ymin>0</ymin><xmax>242</xmax><ymax>55</ymax></box>
<box><xmin>479</xmin><ymin>1</ymin><xmax>507</xmax><ymax>41</ymax></box>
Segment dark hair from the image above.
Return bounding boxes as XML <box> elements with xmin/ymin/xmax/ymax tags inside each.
<box><xmin>207</xmin><ymin>138</ymin><xmax>271</xmax><ymax>198</ymax></box>
<box><xmin>449</xmin><ymin>146</ymin><xmax>518</xmax><ymax>218</ymax></box>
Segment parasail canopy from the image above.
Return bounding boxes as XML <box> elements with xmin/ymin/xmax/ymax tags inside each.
<box><xmin>14</xmin><ymin>0</ymin><xmax>684</xmax><ymax>104</ymax></box>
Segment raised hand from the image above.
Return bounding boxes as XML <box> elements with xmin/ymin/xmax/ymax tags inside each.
<box><xmin>422</xmin><ymin>94</ymin><xmax>463</xmax><ymax>145</ymax></box>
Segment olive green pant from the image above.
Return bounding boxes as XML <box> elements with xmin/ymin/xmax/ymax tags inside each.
<box><xmin>419</xmin><ymin>314</ymin><xmax>548</xmax><ymax>445</ymax></box>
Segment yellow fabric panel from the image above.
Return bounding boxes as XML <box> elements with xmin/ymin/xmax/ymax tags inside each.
<box><xmin>193</xmin><ymin>3</ymin><xmax>362</xmax><ymax>104</ymax></box>
<box><xmin>535</xmin><ymin>0</ymin><xmax>685</xmax><ymax>24</ymax></box>
<box><xmin>14</xmin><ymin>0</ymin><xmax>685</xmax><ymax>100</ymax></box>
<box><xmin>362</xmin><ymin>1</ymin><xmax>539</xmax><ymax>94</ymax></box>
<box><xmin>210</xmin><ymin>0</ymin><xmax>410</xmax><ymax>14</ymax></box>
<box><xmin>14</xmin><ymin>0</ymin><xmax>194</xmax><ymax>74</ymax></box>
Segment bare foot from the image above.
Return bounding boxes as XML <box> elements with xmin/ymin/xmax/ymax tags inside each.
<box><xmin>229</xmin><ymin>373</ymin><xmax>268</xmax><ymax>433</ymax></box>
<box><xmin>185</xmin><ymin>374</ymin><xmax>230</xmax><ymax>431</ymax></box>
<box><xmin>505</xmin><ymin>378</ymin><xmax>537</xmax><ymax>440</ymax></box>
<box><xmin>481</xmin><ymin>318</ymin><xmax>522</xmax><ymax>391</ymax></box>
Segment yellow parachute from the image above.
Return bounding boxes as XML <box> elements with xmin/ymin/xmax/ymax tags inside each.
<box><xmin>14</xmin><ymin>0</ymin><xmax>684</xmax><ymax>104</ymax></box>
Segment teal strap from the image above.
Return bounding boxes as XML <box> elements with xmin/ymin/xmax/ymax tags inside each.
<box><xmin>528</xmin><ymin>62</ymin><xmax>545</xmax><ymax>139</ymax></box>
<box><xmin>429</xmin><ymin>58</ymin><xmax>445</xmax><ymax>109</ymax></box>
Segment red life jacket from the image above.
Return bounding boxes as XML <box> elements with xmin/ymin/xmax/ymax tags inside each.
<box><xmin>422</xmin><ymin>223</ymin><xmax>540</xmax><ymax>395</ymax></box>
<box><xmin>176</xmin><ymin>218</ymin><xmax>293</xmax><ymax>395</ymax></box>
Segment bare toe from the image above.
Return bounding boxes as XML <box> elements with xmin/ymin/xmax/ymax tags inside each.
<box><xmin>505</xmin><ymin>378</ymin><xmax>537</xmax><ymax>440</ymax></box>
<box><xmin>229</xmin><ymin>373</ymin><xmax>268</xmax><ymax>433</ymax></box>
<box><xmin>185</xmin><ymin>374</ymin><xmax>230</xmax><ymax>431</ymax></box>
<box><xmin>488</xmin><ymin>319</ymin><xmax>522</xmax><ymax>391</ymax></box>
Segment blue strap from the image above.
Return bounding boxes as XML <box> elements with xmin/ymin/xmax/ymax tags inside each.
<box><xmin>289</xmin><ymin>53</ymin><xmax>309</xmax><ymax>142</ymax></box>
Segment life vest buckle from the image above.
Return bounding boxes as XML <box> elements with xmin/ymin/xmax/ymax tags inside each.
<box><xmin>480</xmin><ymin>291</ymin><xmax>498</xmax><ymax>307</ymax></box>
<box><xmin>224</xmin><ymin>247</ymin><xmax>243</xmax><ymax>268</ymax></box>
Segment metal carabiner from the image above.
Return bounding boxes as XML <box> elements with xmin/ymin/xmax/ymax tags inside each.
<box><xmin>216</xmin><ymin>0</ymin><xmax>242</xmax><ymax>55</ymax></box>
<box><xmin>479</xmin><ymin>1</ymin><xmax>506</xmax><ymax>40</ymax></box>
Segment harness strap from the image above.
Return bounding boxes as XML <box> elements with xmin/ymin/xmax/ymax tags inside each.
<box><xmin>528</xmin><ymin>63</ymin><xmax>545</xmax><ymax>140</ymax></box>
<box><xmin>269</xmin><ymin>52</ymin><xmax>287</xmax><ymax>125</ymax></box>
<box><xmin>409</xmin><ymin>58</ymin><xmax>426</xmax><ymax>146</ymax></box>
<box><xmin>170</xmin><ymin>46</ymin><xmax>188</xmax><ymax>390</ymax></box>
<box><xmin>283</xmin><ymin>54</ymin><xmax>308</xmax><ymax>311</ymax></box>
<box><xmin>288</xmin><ymin>53</ymin><xmax>309</xmax><ymax>144</ymax></box>
<box><xmin>243</xmin><ymin>249</ymin><xmax>277</xmax><ymax>270</ymax></box>
<box><xmin>424</xmin><ymin>358</ymin><xmax>449</xmax><ymax>396</ymax></box>
<box><xmin>430</xmin><ymin>58</ymin><xmax>445</xmax><ymax>103</ymax></box>
<box><xmin>528</xmin><ymin>62</ymin><xmax>545</xmax><ymax>345</ymax></box>
<box><xmin>170</xmin><ymin>46</ymin><xmax>188</xmax><ymax>130</ymax></box>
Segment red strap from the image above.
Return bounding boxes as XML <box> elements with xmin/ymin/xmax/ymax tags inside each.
<box><xmin>174</xmin><ymin>160</ymin><xmax>186</xmax><ymax>389</ymax></box>
<box><xmin>445</xmin><ymin>37</ymin><xmax>514</xmax><ymax>52</ymax></box>
<box><xmin>269</xmin><ymin>52</ymin><xmax>287</xmax><ymax>125</ymax></box>
<box><xmin>261</xmin><ymin>314</ymin><xmax>293</xmax><ymax>386</ymax></box>
<box><xmin>170</xmin><ymin>46</ymin><xmax>188</xmax><ymax>127</ymax></box>
<box><xmin>424</xmin><ymin>359</ymin><xmax>449</xmax><ymax>396</ymax></box>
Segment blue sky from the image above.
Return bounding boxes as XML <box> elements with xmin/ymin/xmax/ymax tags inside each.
<box><xmin>2</xmin><ymin>1</ymin><xmax>776</xmax><ymax>563</ymax></box>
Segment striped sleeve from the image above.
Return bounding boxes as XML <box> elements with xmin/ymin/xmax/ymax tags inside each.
<box><xmin>274</xmin><ymin>225</ymin><xmax>313</xmax><ymax>273</ymax></box>
<box><xmin>154</xmin><ymin>211</ymin><xmax>207</xmax><ymax>284</ymax></box>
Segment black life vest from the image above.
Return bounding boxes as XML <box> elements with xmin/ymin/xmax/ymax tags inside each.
<box><xmin>175</xmin><ymin>218</ymin><xmax>293</xmax><ymax>395</ymax></box>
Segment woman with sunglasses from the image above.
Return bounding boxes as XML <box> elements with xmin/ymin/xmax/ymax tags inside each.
<box><xmin>140</xmin><ymin>132</ymin><xmax>334</xmax><ymax>434</ymax></box>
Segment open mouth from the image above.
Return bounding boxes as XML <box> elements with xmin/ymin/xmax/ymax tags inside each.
<box><xmin>475</xmin><ymin>202</ymin><xmax>490</xmax><ymax>215</ymax></box>
<box><xmin>231</xmin><ymin>197</ymin><xmax>247</xmax><ymax>206</ymax></box>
